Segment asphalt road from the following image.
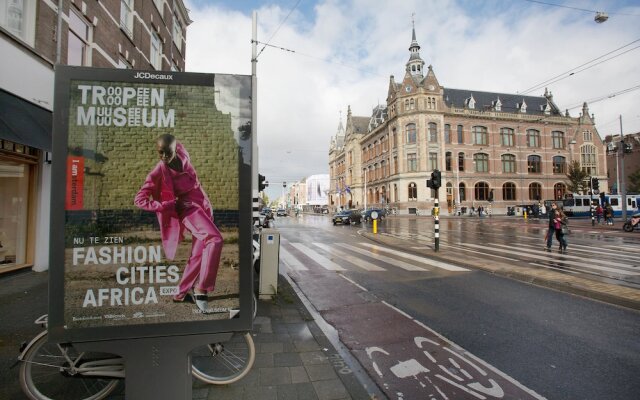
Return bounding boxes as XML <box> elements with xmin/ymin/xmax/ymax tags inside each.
<box><xmin>275</xmin><ymin>214</ymin><xmax>640</xmax><ymax>400</ymax></box>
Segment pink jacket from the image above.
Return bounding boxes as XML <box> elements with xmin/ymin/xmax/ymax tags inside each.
<box><xmin>134</xmin><ymin>142</ymin><xmax>211</xmax><ymax>260</ymax></box>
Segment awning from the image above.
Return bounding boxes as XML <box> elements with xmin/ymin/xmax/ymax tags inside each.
<box><xmin>0</xmin><ymin>89</ymin><xmax>52</xmax><ymax>151</ymax></box>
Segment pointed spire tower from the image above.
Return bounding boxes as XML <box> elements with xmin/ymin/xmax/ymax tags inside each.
<box><xmin>406</xmin><ymin>16</ymin><xmax>425</xmax><ymax>78</ymax></box>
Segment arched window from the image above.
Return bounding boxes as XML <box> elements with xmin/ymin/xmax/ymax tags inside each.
<box><xmin>500</xmin><ymin>128</ymin><xmax>514</xmax><ymax>147</ymax></box>
<box><xmin>552</xmin><ymin>131</ymin><xmax>565</xmax><ymax>149</ymax></box>
<box><xmin>406</xmin><ymin>123</ymin><xmax>417</xmax><ymax>144</ymax></box>
<box><xmin>404</xmin><ymin>99</ymin><xmax>409</xmax><ymax>110</ymax></box>
<box><xmin>474</xmin><ymin>153</ymin><xmax>489</xmax><ymax>172</ymax></box>
<box><xmin>501</xmin><ymin>154</ymin><xmax>516</xmax><ymax>173</ymax></box>
<box><xmin>446</xmin><ymin>182</ymin><xmax>453</xmax><ymax>196</ymax></box>
<box><xmin>553</xmin><ymin>156</ymin><xmax>566</xmax><ymax>174</ymax></box>
<box><xmin>475</xmin><ymin>182</ymin><xmax>489</xmax><ymax>201</ymax></box>
<box><xmin>408</xmin><ymin>182</ymin><xmax>417</xmax><ymax>201</ymax></box>
<box><xmin>527</xmin><ymin>155</ymin><xmax>542</xmax><ymax>173</ymax></box>
<box><xmin>527</xmin><ymin>129</ymin><xmax>540</xmax><ymax>147</ymax></box>
<box><xmin>529</xmin><ymin>182</ymin><xmax>542</xmax><ymax>201</ymax></box>
<box><xmin>428</xmin><ymin>122</ymin><xmax>438</xmax><ymax>142</ymax></box>
<box><xmin>554</xmin><ymin>183</ymin><xmax>567</xmax><ymax>200</ymax></box>
<box><xmin>503</xmin><ymin>182</ymin><xmax>517</xmax><ymax>201</ymax></box>
<box><xmin>459</xmin><ymin>182</ymin><xmax>466</xmax><ymax>201</ymax></box>
<box><xmin>410</xmin><ymin>98</ymin><xmax>415</xmax><ymax>110</ymax></box>
<box><xmin>473</xmin><ymin>126</ymin><xmax>488</xmax><ymax>145</ymax></box>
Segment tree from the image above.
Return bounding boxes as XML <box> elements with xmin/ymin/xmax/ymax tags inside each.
<box><xmin>627</xmin><ymin>169</ymin><xmax>640</xmax><ymax>193</ymax></box>
<box><xmin>566</xmin><ymin>160</ymin><xmax>589</xmax><ymax>194</ymax></box>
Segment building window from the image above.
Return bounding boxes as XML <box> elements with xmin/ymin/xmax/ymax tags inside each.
<box><xmin>501</xmin><ymin>128</ymin><xmax>514</xmax><ymax>147</ymax></box>
<box><xmin>150</xmin><ymin>31</ymin><xmax>163</xmax><ymax>70</ymax></box>
<box><xmin>445</xmin><ymin>152</ymin><xmax>452</xmax><ymax>171</ymax></box>
<box><xmin>554</xmin><ymin>183</ymin><xmax>567</xmax><ymax>200</ymax></box>
<box><xmin>527</xmin><ymin>129</ymin><xmax>540</xmax><ymax>147</ymax></box>
<box><xmin>392</xmin><ymin>128</ymin><xmax>397</xmax><ymax>148</ymax></box>
<box><xmin>173</xmin><ymin>12</ymin><xmax>184</xmax><ymax>53</ymax></box>
<box><xmin>410</xmin><ymin>98</ymin><xmax>415</xmax><ymax>110</ymax></box>
<box><xmin>503</xmin><ymin>182</ymin><xmax>516</xmax><ymax>201</ymax></box>
<box><xmin>393</xmin><ymin>156</ymin><xmax>398</xmax><ymax>175</ymax></box>
<box><xmin>428</xmin><ymin>122</ymin><xmax>438</xmax><ymax>143</ymax></box>
<box><xmin>407</xmin><ymin>153</ymin><xmax>417</xmax><ymax>172</ymax></box>
<box><xmin>475</xmin><ymin>182</ymin><xmax>489</xmax><ymax>201</ymax></box>
<box><xmin>120</xmin><ymin>0</ymin><xmax>134</xmax><ymax>37</ymax></box>
<box><xmin>474</xmin><ymin>153</ymin><xmax>489</xmax><ymax>173</ymax></box>
<box><xmin>153</xmin><ymin>0</ymin><xmax>164</xmax><ymax>15</ymax></box>
<box><xmin>581</xmin><ymin>144</ymin><xmax>597</xmax><ymax>175</ymax></box>
<box><xmin>457</xmin><ymin>125</ymin><xmax>464</xmax><ymax>144</ymax></box>
<box><xmin>458</xmin><ymin>152</ymin><xmax>465</xmax><ymax>172</ymax></box>
<box><xmin>528</xmin><ymin>155</ymin><xmax>542</xmax><ymax>173</ymax></box>
<box><xmin>552</xmin><ymin>131</ymin><xmax>565</xmax><ymax>149</ymax></box>
<box><xmin>118</xmin><ymin>58</ymin><xmax>133</xmax><ymax>69</ymax></box>
<box><xmin>529</xmin><ymin>182</ymin><xmax>542</xmax><ymax>201</ymax></box>
<box><xmin>459</xmin><ymin>183</ymin><xmax>466</xmax><ymax>201</ymax></box>
<box><xmin>394</xmin><ymin>184</ymin><xmax>398</xmax><ymax>202</ymax></box>
<box><xmin>408</xmin><ymin>183</ymin><xmax>417</xmax><ymax>201</ymax></box>
<box><xmin>501</xmin><ymin>154</ymin><xmax>516</xmax><ymax>173</ymax></box>
<box><xmin>406</xmin><ymin>123</ymin><xmax>417</xmax><ymax>144</ymax></box>
<box><xmin>583</xmin><ymin>130</ymin><xmax>593</xmax><ymax>142</ymax></box>
<box><xmin>1</xmin><ymin>0</ymin><xmax>36</xmax><ymax>45</ymax></box>
<box><xmin>444</xmin><ymin>124</ymin><xmax>451</xmax><ymax>144</ymax></box>
<box><xmin>473</xmin><ymin>126</ymin><xmax>488</xmax><ymax>145</ymax></box>
<box><xmin>68</xmin><ymin>10</ymin><xmax>90</xmax><ymax>66</ymax></box>
<box><xmin>553</xmin><ymin>156</ymin><xmax>566</xmax><ymax>174</ymax></box>
<box><xmin>429</xmin><ymin>152</ymin><xmax>438</xmax><ymax>171</ymax></box>
<box><xmin>404</xmin><ymin>99</ymin><xmax>409</xmax><ymax>111</ymax></box>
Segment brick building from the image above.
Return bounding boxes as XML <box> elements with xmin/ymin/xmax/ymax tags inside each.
<box><xmin>329</xmin><ymin>25</ymin><xmax>607</xmax><ymax>215</ymax></box>
<box><xmin>604</xmin><ymin>132</ymin><xmax>640</xmax><ymax>194</ymax></box>
<box><xmin>0</xmin><ymin>0</ymin><xmax>190</xmax><ymax>273</ymax></box>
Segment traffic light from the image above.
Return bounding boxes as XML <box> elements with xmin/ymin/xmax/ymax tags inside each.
<box><xmin>258</xmin><ymin>174</ymin><xmax>268</xmax><ymax>192</ymax></box>
<box><xmin>592</xmin><ymin>177</ymin><xmax>599</xmax><ymax>191</ymax></box>
<box><xmin>624</xmin><ymin>143</ymin><xmax>632</xmax><ymax>153</ymax></box>
<box><xmin>431</xmin><ymin>170</ymin><xmax>441</xmax><ymax>189</ymax></box>
<box><xmin>283</xmin><ymin>181</ymin><xmax>287</xmax><ymax>188</ymax></box>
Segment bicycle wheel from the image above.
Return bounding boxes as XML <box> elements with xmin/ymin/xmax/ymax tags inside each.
<box><xmin>19</xmin><ymin>333</ymin><xmax>120</xmax><ymax>400</ymax></box>
<box><xmin>191</xmin><ymin>332</ymin><xmax>255</xmax><ymax>385</ymax></box>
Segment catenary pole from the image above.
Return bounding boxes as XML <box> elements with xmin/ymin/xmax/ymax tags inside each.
<box><xmin>620</xmin><ymin>115</ymin><xmax>628</xmax><ymax>222</ymax></box>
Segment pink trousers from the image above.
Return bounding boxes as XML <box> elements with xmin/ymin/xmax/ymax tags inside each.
<box><xmin>176</xmin><ymin>206</ymin><xmax>223</xmax><ymax>296</ymax></box>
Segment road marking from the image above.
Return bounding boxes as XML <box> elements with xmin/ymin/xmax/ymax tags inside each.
<box><xmin>440</xmin><ymin>243</ymin><xmax>520</xmax><ymax>262</ymax></box>
<box><xmin>359</xmin><ymin>243</ymin><xmax>470</xmax><ymax>272</ymax></box>
<box><xmin>279</xmin><ymin>247</ymin><xmax>308</xmax><ymax>271</ymax></box>
<box><xmin>464</xmin><ymin>243</ymin><xmax>639</xmax><ymax>276</ymax></box>
<box><xmin>339</xmin><ymin>274</ymin><xmax>369</xmax><ymax>291</ymax></box>
<box><xmin>290</xmin><ymin>243</ymin><xmax>346</xmax><ymax>271</ymax></box>
<box><xmin>336</xmin><ymin>243</ymin><xmax>429</xmax><ymax>271</ymax></box>
<box><xmin>314</xmin><ymin>243</ymin><xmax>386</xmax><ymax>271</ymax></box>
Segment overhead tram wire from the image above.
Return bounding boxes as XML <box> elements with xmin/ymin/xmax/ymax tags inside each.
<box><xmin>523</xmin><ymin>0</ymin><xmax>640</xmax><ymax>17</ymax></box>
<box><xmin>564</xmin><ymin>84</ymin><xmax>640</xmax><ymax>110</ymax></box>
<box><xmin>518</xmin><ymin>38</ymin><xmax>640</xmax><ymax>95</ymax></box>
<box><xmin>255</xmin><ymin>0</ymin><xmax>302</xmax><ymax>60</ymax></box>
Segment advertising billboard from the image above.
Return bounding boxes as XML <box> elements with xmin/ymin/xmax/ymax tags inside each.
<box><xmin>49</xmin><ymin>66</ymin><xmax>253</xmax><ymax>341</ymax></box>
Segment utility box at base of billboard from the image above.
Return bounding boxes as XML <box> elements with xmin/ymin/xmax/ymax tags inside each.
<box><xmin>49</xmin><ymin>66</ymin><xmax>253</xmax><ymax>342</ymax></box>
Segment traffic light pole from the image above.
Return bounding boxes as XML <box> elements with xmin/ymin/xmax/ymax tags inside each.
<box><xmin>590</xmin><ymin>178</ymin><xmax>595</xmax><ymax>226</ymax></box>
<box><xmin>434</xmin><ymin>191</ymin><xmax>439</xmax><ymax>252</ymax></box>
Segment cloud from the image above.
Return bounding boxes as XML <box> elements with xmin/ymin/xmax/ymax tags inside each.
<box><xmin>184</xmin><ymin>0</ymin><xmax>640</xmax><ymax>200</ymax></box>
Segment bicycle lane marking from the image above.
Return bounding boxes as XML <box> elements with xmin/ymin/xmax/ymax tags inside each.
<box><xmin>319</xmin><ymin>280</ymin><xmax>546</xmax><ymax>400</ymax></box>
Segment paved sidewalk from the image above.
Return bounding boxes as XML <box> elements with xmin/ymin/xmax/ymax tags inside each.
<box><xmin>193</xmin><ymin>275</ymin><xmax>378</xmax><ymax>400</ymax></box>
<box><xmin>362</xmin><ymin>217</ymin><xmax>640</xmax><ymax>311</ymax></box>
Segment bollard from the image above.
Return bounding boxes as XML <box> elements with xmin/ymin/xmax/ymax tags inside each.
<box><xmin>524</xmin><ymin>210</ymin><xmax>528</xmax><ymax>220</ymax></box>
<box><xmin>373</xmin><ymin>218</ymin><xmax>377</xmax><ymax>234</ymax></box>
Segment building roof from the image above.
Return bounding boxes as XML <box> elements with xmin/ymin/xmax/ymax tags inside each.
<box><xmin>443</xmin><ymin>88</ymin><xmax>561</xmax><ymax>116</ymax></box>
<box><xmin>352</xmin><ymin>117</ymin><xmax>370</xmax><ymax>134</ymax></box>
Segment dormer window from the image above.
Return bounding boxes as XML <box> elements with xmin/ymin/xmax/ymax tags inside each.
<box><xmin>466</xmin><ymin>95</ymin><xmax>476</xmax><ymax>109</ymax></box>
<box><xmin>543</xmin><ymin>101</ymin><xmax>551</xmax><ymax>115</ymax></box>
<box><xmin>495</xmin><ymin>98</ymin><xmax>502</xmax><ymax>111</ymax></box>
<box><xmin>519</xmin><ymin>100</ymin><xmax>527</xmax><ymax>113</ymax></box>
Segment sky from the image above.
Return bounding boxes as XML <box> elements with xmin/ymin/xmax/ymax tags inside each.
<box><xmin>183</xmin><ymin>0</ymin><xmax>640</xmax><ymax>201</ymax></box>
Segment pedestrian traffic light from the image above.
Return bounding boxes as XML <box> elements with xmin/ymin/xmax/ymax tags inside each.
<box><xmin>258</xmin><ymin>174</ymin><xmax>268</xmax><ymax>192</ymax></box>
<box><xmin>430</xmin><ymin>170</ymin><xmax>441</xmax><ymax>189</ymax></box>
<box><xmin>592</xmin><ymin>177</ymin><xmax>599</xmax><ymax>191</ymax></box>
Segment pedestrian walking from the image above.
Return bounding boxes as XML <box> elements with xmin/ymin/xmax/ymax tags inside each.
<box><xmin>595</xmin><ymin>204</ymin><xmax>603</xmax><ymax>224</ymax></box>
<box><xmin>604</xmin><ymin>202</ymin><xmax>614</xmax><ymax>225</ymax></box>
<box><xmin>545</xmin><ymin>202</ymin><xmax>559</xmax><ymax>251</ymax></box>
<box><xmin>554</xmin><ymin>207</ymin><xmax>568</xmax><ymax>253</ymax></box>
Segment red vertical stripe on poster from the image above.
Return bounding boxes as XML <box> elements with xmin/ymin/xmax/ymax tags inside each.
<box><xmin>65</xmin><ymin>156</ymin><xmax>84</xmax><ymax>210</ymax></box>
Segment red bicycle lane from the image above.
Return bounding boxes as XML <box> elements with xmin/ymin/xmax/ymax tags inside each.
<box><xmin>288</xmin><ymin>269</ymin><xmax>546</xmax><ymax>400</ymax></box>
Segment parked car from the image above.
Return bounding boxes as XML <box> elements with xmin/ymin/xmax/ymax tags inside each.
<box><xmin>332</xmin><ymin>209</ymin><xmax>362</xmax><ymax>225</ymax></box>
<box><xmin>276</xmin><ymin>208</ymin><xmax>288</xmax><ymax>217</ymax></box>
<box><xmin>363</xmin><ymin>208</ymin><xmax>386</xmax><ymax>222</ymax></box>
<box><xmin>321</xmin><ymin>205</ymin><xmax>329</xmax><ymax>214</ymax></box>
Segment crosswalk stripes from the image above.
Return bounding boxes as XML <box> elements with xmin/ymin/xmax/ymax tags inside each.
<box><xmin>335</xmin><ymin>243</ymin><xmax>429</xmax><ymax>272</ymax></box>
<box><xmin>463</xmin><ymin>243</ymin><xmax>639</xmax><ymax>276</ymax></box>
<box><xmin>358</xmin><ymin>243</ymin><xmax>470</xmax><ymax>272</ymax></box>
<box><xmin>289</xmin><ymin>243</ymin><xmax>346</xmax><ymax>271</ymax></box>
<box><xmin>312</xmin><ymin>243</ymin><xmax>386</xmax><ymax>271</ymax></box>
<box><xmin>280</xmin><ymin>247</ymin><xmax>308</xmax><ymax>271</ymax></box>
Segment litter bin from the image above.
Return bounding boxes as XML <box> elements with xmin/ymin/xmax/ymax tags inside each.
<box><xmin>259</xmin><ymin>229</ymin><xmax>280</xmax><ymax>300</ymax></box>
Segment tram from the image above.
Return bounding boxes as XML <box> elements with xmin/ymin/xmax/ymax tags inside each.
<box><xmin>562</xmin><ymin>194</ymin><xmax>640</xmax><ymax>217</ymax></box>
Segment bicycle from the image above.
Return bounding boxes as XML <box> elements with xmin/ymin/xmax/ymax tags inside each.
<box><xmin>18</xmin><ymin>314</ymin><xmax>255</xmax><ymax>400</ymax></box>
